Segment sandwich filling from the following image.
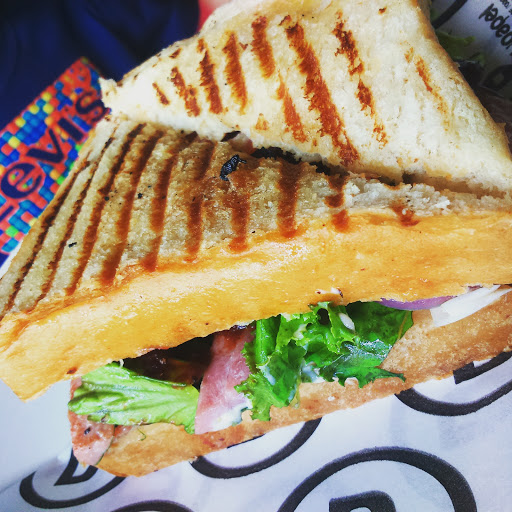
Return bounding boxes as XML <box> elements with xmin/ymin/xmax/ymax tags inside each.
<box><xmin>68</xmin><ymin>286</ymin><xmax>510</xmax><ymax>464</ymax></box>
<box><xmin>68</xmin><ymin>300</ymin><xmax>411</xmax><ymax>463</ymax></box>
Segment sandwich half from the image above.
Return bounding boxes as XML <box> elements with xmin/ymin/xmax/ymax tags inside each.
<box><xmin>1</xmin><ymin>0</ymin><xmax>512</xmax><ymax>477</ymax></box>
<box><xmin>0</xmin><ymin>114</ymin><xmax>511</xmax><ymax>475</ymax></box>
<box><xmin>0</xmin><ymin>115</ymin><xmax>512</xmax><ymax>400</ymax></box>
<box><xmin>101</xmin><ymin>0</ymin><xmax>512</xmax><ymax>195</ymax></box>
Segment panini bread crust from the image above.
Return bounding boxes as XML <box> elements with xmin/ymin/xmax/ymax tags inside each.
<box><xmin>96</xmin><ymin>293</ymin><xmax>512</xmax><ymax>477</ymax></box>
<box><xmin>1</xmin><ymin>116</ymin><xmax>512</xmax><ymax>400</ymax></box>
<box><xmin>101</xmin><ymin>0</ymin><xmax>512</xmax><ymax>194</ymax></box>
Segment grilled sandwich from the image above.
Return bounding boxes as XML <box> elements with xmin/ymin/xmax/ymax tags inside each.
<box><xmin>1</xmin><ymin>114</ymin><xmax>511</xmax><ymax>402</ymax></box>
<box><xmin>101</xmin><ymin>0</ymin><xmax>512</xmax><ymax>194</ymax></box>
<box><xmin>0</xmin><ymin>113</ymin><xmax>511</xmax><ymax>474</ymax></box>
<box><xmin>1</xmin><ymin>0</ymin><xmax>512</xmax><ymax>477</ymax></box>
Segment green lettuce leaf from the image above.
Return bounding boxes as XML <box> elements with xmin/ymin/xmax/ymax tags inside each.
<box><xmin>436</xmin><ymin>31</ymin><xmax>474</xmax><ymax>61</ymax></box>
<box><xmin>237</xmin><ymin>343</ymin><xmax>305</xmax><ymax>421</ymax></box>
<box><xmin>434</xmin><ymin>29</ymin><xmax>485</xmax><ymax>67</ymax></box>
<box><xmin>236</xmin><ymin>302</ymin><xmax>411</xmax><ymax>421</ymax></box>
<box><xmin>68</xmin><ymin>363</ymin><xmax>199</xmax><ymax>433</ymax></box>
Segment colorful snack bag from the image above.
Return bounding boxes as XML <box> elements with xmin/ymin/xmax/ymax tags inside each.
<box><xmin>0</xmin><ymin>58</ymin><xmax>107</xmax><ymax>268</ymax></box>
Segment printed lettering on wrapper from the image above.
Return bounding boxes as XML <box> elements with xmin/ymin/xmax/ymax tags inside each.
<box><xmin>480</xmin><ymin>3</ymin><xmax>512</xmax><ymax>50</ymax></box>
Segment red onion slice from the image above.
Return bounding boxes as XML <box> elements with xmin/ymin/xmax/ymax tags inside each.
<box><xmin>378</xmin><ymin>296</ymin><xmax>453</xmax><ymax>311</ymax></box>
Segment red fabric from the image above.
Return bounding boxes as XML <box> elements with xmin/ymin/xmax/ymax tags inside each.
<box><xmin>198</xmin><ymin>0</ymin><xmax>233</xmax><ymax>29</ymax></box>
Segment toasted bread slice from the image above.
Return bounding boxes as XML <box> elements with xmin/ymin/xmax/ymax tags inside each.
<box><xmin>96</xmin><ymin>293</ymin><xmax>512</xmax><ymax>477</ymax></box>
<box><xmin>0</xmin><ymin>115</ymin><xmax>512</xmax><ymax>400</ymax></box>
<box><xmin>101</xmin><ymin>0</ymin><xmax>512</xmax><ymax>194</ymax></box>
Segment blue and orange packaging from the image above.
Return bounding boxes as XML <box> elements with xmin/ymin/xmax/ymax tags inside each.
<box><xmin>0</xmin><ymin>58</ymin><xmax>107</xmax><ymax>267</ymax></box>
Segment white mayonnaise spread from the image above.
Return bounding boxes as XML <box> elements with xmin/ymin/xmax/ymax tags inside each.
<box><xmin>210</xmin><ymin>399</ymin><xmax>251</xmax><ymax>433</ymax></box>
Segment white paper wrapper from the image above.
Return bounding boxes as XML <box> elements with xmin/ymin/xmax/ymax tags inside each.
<box><xmin>433</xmin><ymin>0</ymin><xmax>512</xmax><ymax>98</ymax></box>
<box><xmin>2</xmin><ymin>359</ymin><xmax>512</xmax><ymax>511</ymax></box>
<box><xmin>1</xmin><ymin>1</ymin><xmax>512</xmax><ymax>510</ymax></box>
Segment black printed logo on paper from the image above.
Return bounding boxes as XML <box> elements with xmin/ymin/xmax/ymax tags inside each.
<box><xmin>111</xmin><ymin>500</ymin><xmax>194</xmax><ymax>512</ymax></box>
<box><xmin>19</xmin><ymin>451</ymin><xmax>124</xmax><ymax>509</ymax></box>
<box><xmin>453</xmin><ymin>351</ymin><xmax>512</xmax><ymax>383</ymax></box>
<box><xmin>278</xmin><ymin>447</ymin><xmax>476</xmax><ymax>512</ymax></box>
<box><xmin>329</xmin><ymin>491</ymin><xmax>396</xmax><ymax>512</ymax></box>
<box><xmin>431</xmin><ymin>0</ymin><xmax>469</xmax><ymax>28</ymax></box>
<box><xmin>396</xmin><ymin>352</ymin><xmax>512</xmax><ymax>416</ymax></box>
<box><xmin>190</xmin><ymin>419</ymin><xmax>320</xmax><ymax>479</ymax></box>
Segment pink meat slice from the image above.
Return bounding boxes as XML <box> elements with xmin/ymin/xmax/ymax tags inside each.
<box><xmin>69</xmin><ymin>327</ymin><xmax>254</xmax><ymax>458</ymax></box>
<box><xmin>194</xmin><ymin>327</ymin><xmax>253</xmax><ymax>434</ymax></box>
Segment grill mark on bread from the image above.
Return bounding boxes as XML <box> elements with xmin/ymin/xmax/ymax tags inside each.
<box><xmin>333</xmin><ymin>17</ymin><xmax>387</xmax><ymax>145</ymax></box>
<box><xmin>141</xmin><ymin>151</ymin><xmax>176</xmax><ymax>271</ymax></box>
<box><xmin>279</xmin><ymin>15</ymin><xmax>292</xmax><ymax>26</ymax></box>
<box><xmin>34</xmin><ymin>139</ymin><xmax>115</xmax><ymax>306</ymax></box>
<box><xmin>277</xmin><ymin>76</ymin><xmax>307</xmax><ymax>143</ymax></box>
<box><xmin>185</xmin><ymin>142</ymin><xmax>216</xmax><ymax>260</ymax></box>
<box><xmin>152</xmin><ymin>83</ymin><xmax>169</xmax><ymax>105</ymax></box>
<box><xmin>333</xmin><ymin>19</ymin><xmax>362</xmax><ymax>75</ymax></box>
<box><xmin>170</xmin><ymin>67</ymin><xmax>201</xmax><ymax>117</ymax></box>
<box><xmin>99</xmin><ymin>132</ymin><xmax>163</xmax><ymax>285</ymax></box>
<box><xmin>285</xmin><ymin>22</ymin><xmax>358</xmax><ymax>165</ymax></box>
<box><xmin>277</xmin><ymin>160</ymin><xmax>302</xmax><ymax>238</ymax></box>
<box><xmin>224</xmin><ymin>158</ymin><xmax>260</xmax><ymax>252</ymax></box>
<box><xmin>151</xmin><ymin>53</ymin><xmax>161</xmax><ymax>68</ymax></box>
<box><xmin>0</xmin><ymin>154</ymin><xmax>92</xmax><ymax>316</ymax></box>
<box><xmin>142</xmin><ymin>133</ymin><xmax>197</xmax><ymax>271</ymax></box>
<box><xmin>413</xmin><ymin>53</ymin><xmax>448</xmax><ymax>118</ymax></box>
<box><xmin>251</xmin><ymin>16</ymin><xmax>275</xmax><ymax>79</ymax></box>
<box><xmin>332</xmin><ymin>209</ymin><xmax>349</xmax><ymax>231</ymax></box>
<box><xmin>67</xmin><ymin>124</ymin><xmax>144</xmax><ymax>294</ymax></box>
<box><xmin>356</xmin><ymin>80</ymin><xmax>372</xmax><ymax>110</ymax></box>
<box><xmin>325</xmin><ymin>174</ymin><xmax>350</xmax><ymax>231</ymax></box>
<box><xmin>254</xmin><ymin>115</ymin><xmax>269</xmax><ymax>131</ymax></box>
<box><xmin>356</xmin><ymin>80</ymin><xmax>387</xmax><ymax>144</ymax></box>
<box><xmin>170</xmin><ymin>48</ymin><xmax>181</xmax><ymax>59</ymax></box>
<box><xmin>222</xmin><ymin>32</ymin><xmax>248</xmax><ymax>112</ymax></box>
<box><xmin>249</xmin><ymin>16</ymin><xmax>305</xmax><ymax>141</ymax></box>
<box><xmin>197</xmin><ymin>39</ymin><xmax>223</xmax><ymax>115</ymax></box>
<box><xmin>415</xmin><ymin>58</ymin><xmax>433</xmax><ymax>93</ymax></box>
<box><xmin>325</xmin><ymin>174</ymin><xmax>347</xmax><ymax>208</ymax></box>
<box><xmin>392</xmin><ymin>203</ymin><xmax>420</xmax><ymax>227</ymax></box>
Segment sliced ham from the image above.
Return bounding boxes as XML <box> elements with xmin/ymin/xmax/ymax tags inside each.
<box><xmin>194</xmin><ymin>327</ymin><xmax>253</xmax><ymax>435</ymax></box>
<box><xmin>69</xmin><ymin>328</ymin><xmax>253</xmax><ymax>457</ymax></box>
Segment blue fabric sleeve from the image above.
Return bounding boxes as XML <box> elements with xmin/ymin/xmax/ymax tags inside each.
<box><xmin>0</xmin><ymin>0</ymin><xmax>199</xmax><ymax>127</ymax></box>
